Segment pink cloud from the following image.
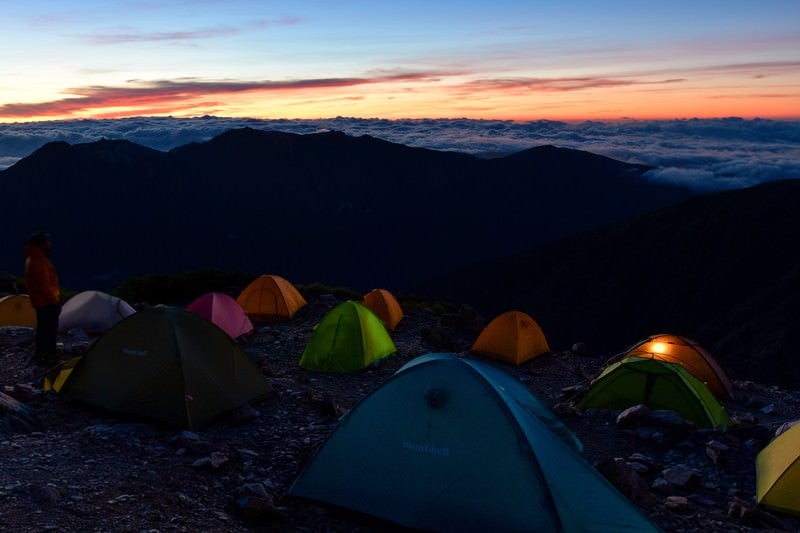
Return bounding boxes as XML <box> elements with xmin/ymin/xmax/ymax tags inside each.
<box><xmin>0</xmin><ymin>71</ymin><xmax>465</xmax><ymax>118</ymax></box>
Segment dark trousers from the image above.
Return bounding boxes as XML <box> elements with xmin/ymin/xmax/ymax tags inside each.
<box><xmin>34</xmin><ymin>304</ymin><xmax>60</xmax><ymax>355</ymax></box>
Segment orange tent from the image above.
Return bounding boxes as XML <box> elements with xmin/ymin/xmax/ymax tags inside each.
<box><xmin>622</xmin><ymin>334</ymin><xmax>734</xmax><ymax>400</ymax></box>
<box><xmin>362</xmin><ymin>288</ymin><xmax>403</xmax><ymax>331</ymax></box>
<box><xmin>0</xmin><ymin>294</ymin><xmax>37</xmax><ymax>327</ymax></box>
<box><xmin>236</xmin><ymin>274</ymin><xmax>306</xmax><ymax>321</ymax></box>
<box><xmin>471</xmin><ymin>310</ymin><xmax>550</xmax><ymax>365</ymax></box>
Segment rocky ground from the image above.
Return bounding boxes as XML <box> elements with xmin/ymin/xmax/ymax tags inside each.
<box><xmin>2</xmin><ymin>292</ymin><xmax>800</xmax><ymax>532</ymax></box>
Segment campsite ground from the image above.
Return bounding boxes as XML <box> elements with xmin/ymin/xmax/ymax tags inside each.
<box><xmin>2</xmin><ymin>292</ymin><xmax>800</xmax><ymax>532</ymax></box>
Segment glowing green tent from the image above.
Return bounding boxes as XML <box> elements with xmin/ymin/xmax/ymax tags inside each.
<box><xmin>290</xmin><ymin>353</ymin><xmax>657</xmax><ymax>532</ymax></box>
<box><xmin>576</xmin><ymin>356</ymin><xmax>732</xmax><ymax>429</ymax></box>
<box><xmin>299</xmin><ymin>301</ymin><xmax>395</xmax><ymax>373</ymax></box>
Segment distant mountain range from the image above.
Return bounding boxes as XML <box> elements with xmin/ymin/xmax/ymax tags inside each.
<box><xmin>421</xmin><ymin>179</ymin><xmax>800</xmax><ymax>387</ymax></box>
<box><xmin>0</xmin><ymin>127</ymin><xmax>691</xmax><ymax>291</ymax></box>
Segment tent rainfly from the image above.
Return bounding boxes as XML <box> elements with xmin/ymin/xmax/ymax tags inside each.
<box><xmin>576</xmin><ymin>356</ymin><xmax>732</xmax><ymax>429</ymax></box>
<box><xmin>236</xmin><ymin>274</ymin><xmax>306</xmax><ymax>321</ymax></box>
<box><xmin>290</xmin><ymin>353</ymin><xmax>658</xmax><ymax>532</ymax></box>
<box><xmin>0</xmin><ymin>294</ymin><xmax>36</xmax><ymax>328</ymax></box>
<box><xmin>622</xmin><ymin>334</ymin><xmax>734</xmax><ymax>400</ymax></box>
<box><xmin>51</xmin><ymin>306</ymin><xmax>271</xmax><ymax>429</ymax></box>
<box><xmin>756</xmin><ymin>420</ymin><xmax>800</xmax><ymax>516</ymax></box>
<box><xmin>362</xmin><ymin>288</ymin><xmax>404</xmax><ymax>331</ymax></box>
<box><xmin>299</xmin><ymin>301</ymin><xmax>395</xmax><ymax>373</ymax></box>
<box><xmin>471</xmin><ymin>310</ymin><xmax>550</xmax><ymax>365</ymax></box>
<box><xmin>186</xmin><ymin>292</ymin><xmax>253</xmax><ymax>339</ymax></box>
<box><xmin>58</xmin><ymin>290</ymin><xmax>136</xmax><ymax>335</ymax></box>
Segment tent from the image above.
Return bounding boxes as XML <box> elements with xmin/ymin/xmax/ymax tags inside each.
<box><xmin>186</xmin><ymin>292</ymin><xmax>253</xmax><ymax>339</ymax></box>
<box><xmin>299</xmin><ymin>301</ymin><xmax>395</xmax><ymax>373</ymax></box>
<box><xmin>58</xmin><ymin>290</ymin><xmax>136</xmax><ymax>335</ymax></box>
<box><xmin>43</xmin><ymin>356</ymin><xmax>81</xmax><ymax>393</ymax></box>
<box><xmin>0</xmin><ymin>294</ymin><xmax>36</xmax><ymax>327</ymax></box>
<box><xmin>52</xmin><ymin>306</ymin><xmax>271</xmax><ymax>429</ymax></box>
<box><xmin>756</xmin><ymin>420</ymin><xmax>800</xmax><ymax>516</ymax></box>
<box><xmin>471</xmin><ymin>310</ymin><xmax>550</xmax><ymax>365</ymax></box>
<box><xmin>290</xmin><ymin>353</ymin><xmax>657</xmax><ymax>532</ymax></box>
<box><xmin>623</xmin><ymin>334</ymin><xmax>734</xmax><ymax>400</ymax></box>
<box><xmin>236</xmin><ymin>274</ymin><xmax>306</xmax><ymax>321</ymax></box>
<box><xmin>576</xmin><ymin>356</ymin><xmax>732</xmax><ymax>429</ymax></box>
<box><xmin>362</xmin><ymin>288</ymin><xmax>403</xmax><ymax>330</ymax></box>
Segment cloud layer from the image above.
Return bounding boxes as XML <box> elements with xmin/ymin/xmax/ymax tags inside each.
<box><xmin>0</xmin><ymin>117</ymin><xmax>797</xmax><ymax>191</ymax></box>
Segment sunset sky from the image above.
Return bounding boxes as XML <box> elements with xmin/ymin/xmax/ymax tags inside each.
<box><xmin>1</xmin><ymin>0</ymin><xmax>798</xmax><ymax>123</ymax></box>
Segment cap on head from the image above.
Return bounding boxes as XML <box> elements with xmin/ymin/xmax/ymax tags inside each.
<box><xmin>27</xmin><ymin>231</ymin><xmax>52</xmax><ymax>246</ymax></box>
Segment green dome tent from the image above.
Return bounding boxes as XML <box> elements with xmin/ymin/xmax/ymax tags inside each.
<box><xmin>576</xmin><ymin>356</ymin><xmax>732</xmax><ymax>429</ymax></box>
<box><xmin>53</xmin><ymin>306</ymin><xmax>271</xmax><ymax>429</ymax></box>
<box><xmin>299</xmin><ymin>301</ymin><xmax>395</xmax><ymax>373</ymax></box>
<box><xmin>290</xmin><ymin>353</ymin><xmax>658</xmax><ymax>532</ymax></box>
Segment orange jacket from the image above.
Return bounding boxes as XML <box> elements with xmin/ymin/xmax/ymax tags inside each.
<box><xmin>24</xmin><ymin>244</ymin><xmax>60</xmax><ymax>307</ymax></box>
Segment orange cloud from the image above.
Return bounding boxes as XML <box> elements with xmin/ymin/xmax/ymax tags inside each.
<box><xmin>0</xmin><ymin>71</ymin><xmax>466</xmax><ymax>119</ymax></box>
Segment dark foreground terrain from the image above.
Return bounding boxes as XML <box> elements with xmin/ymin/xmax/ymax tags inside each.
<box><xmin>2</xmin><ymin>293</ymin><xmax>800</xmax><ymax>532</ymax></box>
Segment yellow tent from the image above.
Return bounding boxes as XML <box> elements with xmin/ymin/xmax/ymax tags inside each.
<box><xmin>471</xmin><ymin>310</ymin><xmax>550</xmax><ymax>365</ymax></box>
<box><xmin>236</xmin><ymin>274</ymin><xmax>306</xmax><ymax>321</ymax></box>
<box><xmin>362</xmin><ymin>288</ymin><xmax>403</xmax><ymax>331</ymax></box>
<box><xmin>623</xmin><ymin>334</ymin><xmax>734</xmax><ymax>400</ymax></box>
<box><xmin>757</xmin><ymin>421</ymin><xmax>800</xmax><ymax>516</ymax></box>
<box><xmin>0</xmin><ymin>294</ymin><xmax>37</xmax><ymax>327</ymax></box>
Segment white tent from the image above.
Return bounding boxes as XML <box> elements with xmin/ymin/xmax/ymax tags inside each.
<box><xmin>59</xmin><ymin>290</ymin><xmax>136</xmax><ymax>335</ymax></box>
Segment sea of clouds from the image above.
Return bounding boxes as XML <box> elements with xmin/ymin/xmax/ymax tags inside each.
<box><xmin>1</xmin><ymin>116</ymin><xmax>798</xmax><ymax>191</ymax></box>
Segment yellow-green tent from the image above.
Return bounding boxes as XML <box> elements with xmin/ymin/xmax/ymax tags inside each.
<box><xmin>622</xmin><ymin>334</ymin><xmax>734</xmax><ymax>400</ymax></box>
<box><xmin>576</xmin><ymin>357</ymin><xmax>732</xmax><ymax>429</ymax></box>
<box><xmin>300</xmin><ymin>301</ymin><xmax>395</xmax><ymax>373</ymax></box>
<box><xmin>757</xmin><ymin>421</ymin><xmax>800</xmax><ymax>516</ymax></box>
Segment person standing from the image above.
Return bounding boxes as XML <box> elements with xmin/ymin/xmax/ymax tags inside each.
<box><xmin>24</xmin><ymin>232</ymin><xmax>61</xmax><ymax>362</ymax></box>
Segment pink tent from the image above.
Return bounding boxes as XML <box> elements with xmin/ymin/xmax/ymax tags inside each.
<box><xmin>186</xmin><ymin>292</ymin><xmax>253</xmax><ymax>339</ymax></box>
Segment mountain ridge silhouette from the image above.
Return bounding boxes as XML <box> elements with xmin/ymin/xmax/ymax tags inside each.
<box><xmin>0</xmin><ymin>127</ymin><xmax>690</xmax><ymax>292</ymax></box>
<box><xmin>419</xmin><ymin>179</ymin><xmax>800</xmax><ymax>386</ymax></box>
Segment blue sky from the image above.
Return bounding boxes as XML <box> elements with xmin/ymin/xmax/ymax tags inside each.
<box><xmin>1</xmin><ymin>1</ymin><xmax>798</xmax><ymax>121</ymax></box>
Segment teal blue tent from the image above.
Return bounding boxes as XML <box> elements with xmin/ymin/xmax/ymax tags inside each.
<box><xmin>290</xmin><ymin>353</ymin><xmax>657</xmax><ymax>532</ymax></box>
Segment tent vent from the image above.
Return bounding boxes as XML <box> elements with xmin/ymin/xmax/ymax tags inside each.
<box><xmin>424</xmin><ymin>388</ymin><xmax>448</xmax><ymax>409</ymax></box>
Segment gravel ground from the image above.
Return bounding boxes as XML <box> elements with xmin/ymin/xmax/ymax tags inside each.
<box><xmin>2</xmin><ymin>293</ymin><xmax>800</xmax><ymax>532</ymax></box>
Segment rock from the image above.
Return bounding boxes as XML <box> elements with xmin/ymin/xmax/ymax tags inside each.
<box><xmin>628</xmin><ymin>453</ymin><xmax>657</xmax><ymax>467</ymax></box>
<box><xmin>230</xmin><ymin>492</ymin><xmax>283</xmax><ymax>521</ymax></box>
<box><xmin>595</xmin><ymin>457</ymin><xmax>658</xmax><ymax>509</ymax></box>
<box><xmin>651</xmin><ymin>478</ymin><xmax>672</xmax><ymax>493</ymax></box>
<box><xmin>191</xmin><ymin>452</ymin><xmax>229</xmax><ymax>469</ymax></box>
<box><xmin>175</xmin><ymin>430</ymin><xmax>210</xmax><ymax>455</ymax></box>
<box><xmin>760</xmin><ymin>403</ymin><xmax>777</xmax><ymax>415</ymax></box>
<box><xmin>0</xmin><ymin>391</ymin><xmax>41</xmax><ymax>436</ymax></box>
<box><xmin>34</xmin><ymin>483</ymin><xmax>66</xmax><ymax>505</ymax></box>
<box><xmin>705</xmin><ymin>440</ymin><xmax>730</xmax><ymax>465</ymax></box>
<box><xmin>665</xmin><ymin>495</ymin><xmax>691</xmax><ymax>513</ymax></box>
<box><xmin>662</xmin><ymin>465</ymin><xmax>702</xmax><ymax>487</ymax></box>
<box><xmin>727</xmin><ymin>496</ymin><xmax>755</xmax><ymax>521</ymax></box>
<box><xmin>230</xmin><ymin>404</ymin><xmax>260</xmax><ymax>423</ymax></box>
<box><xmin>210</xmin><ymin>451</ymin><xmax>229</xmax><ymax>468</ymax></box>
<box><xmin>552</xmin><ymin>402</ymin><xmax>581</xmax><ymax>417</ymax></box>
<box><xmin>571</xmin><ymin>342</ymin><xmax>587</xmax><ymax>355</ymax></box>
<box><xmin>616</xmin><ymin>404</ymin><xmax>651</xmax><ymax>427</ymax></box>
<box><xmin>645</xmin><ymin>410</ymin><xmax>695</xmax><ymax>429</ymax></box>
<box><xmin>238</xmin><ymin>483</ymin><xmax>268</xmax><ymax>498</ymax></box>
